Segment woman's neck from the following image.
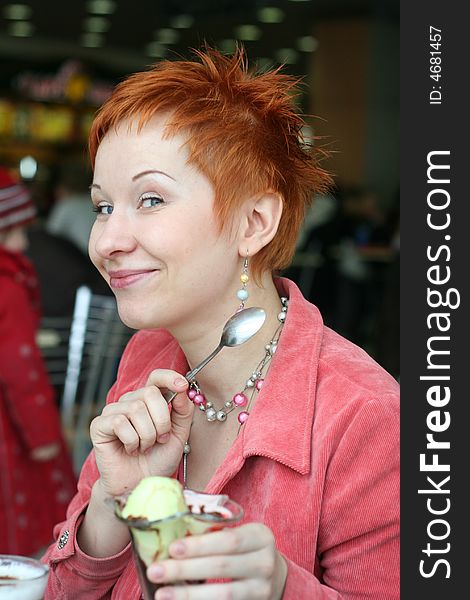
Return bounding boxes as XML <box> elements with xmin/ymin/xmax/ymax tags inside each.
<box><xmin>171</xmin><ymin>275</ymin><xmax>283</xmax><ymax>405</ymax></box>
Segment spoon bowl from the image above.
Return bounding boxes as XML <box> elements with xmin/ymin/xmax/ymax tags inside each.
<box><xmin>165</xmin><ymin>307</ymin><xmax>266</xmax><ymax>405</ymax></box>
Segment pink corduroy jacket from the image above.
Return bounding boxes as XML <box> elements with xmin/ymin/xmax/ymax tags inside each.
<box><xmin>42</xmin><ymin>278</ymin><xmax>399</xmax><ymax>599</ymax></box>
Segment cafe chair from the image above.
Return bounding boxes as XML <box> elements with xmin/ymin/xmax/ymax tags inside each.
<box><xmin>37</xmin><ymin>315</ymin><xmax>74</xmax><ymax>395</ymax></box>
<box><xmin>60</xmin><ymin>286</ymin><xmax>133</xmax><ymax>473</ymax></box>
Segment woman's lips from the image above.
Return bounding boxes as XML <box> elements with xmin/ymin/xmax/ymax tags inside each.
<box><xmin>108</xmin><ymin>270</ymin><xmax>158</xmax><ymax>289</ymax></box>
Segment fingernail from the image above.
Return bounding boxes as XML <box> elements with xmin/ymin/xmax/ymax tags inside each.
<box><xmin>157</xmin><ymin>589</ymin><xmax>174</xmax><ymax>600</ymax></box>
<box><xmin>158</xmin><ymin>432</ymin><xmax>170</xmax><ymax>443</ymax></box>
<box><xmin>147</xmin><ymin>564</ymin><xmax>165</xmax><ymax>581</ymax></box>
<box><xmin>170</xmin><ymin>541</ymin><xmax>186</xmax><ymax>557</ymax></box>
<box><xmin>174</xmin><ymin>377</ymin><xmax>187</xmax><ymax>387</ymax></box>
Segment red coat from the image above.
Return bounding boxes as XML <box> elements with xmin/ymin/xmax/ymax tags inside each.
<box><xmin>0</xmin><ymin>246</ymin><xmax>76</xmax><ymax>555</ymax></box>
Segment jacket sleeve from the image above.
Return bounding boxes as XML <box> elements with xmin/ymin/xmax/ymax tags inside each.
<box><xmin>41</xmin><ymin>381</ymin><xmax>133</xmax><ymax>600</ymax></box>
<box><xmin>0</xmin><ymin>278</ymin><xmax>62</xmax><ymax>449</ymax></box>
<box><xmin>283</xmin><ymin>397</ymin><xmax>400</xmax><ymax>599</ymax></box>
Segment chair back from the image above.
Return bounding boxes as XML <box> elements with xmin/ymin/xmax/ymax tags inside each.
<box><xmin>37</xmin><ymin>315</ymin><xmax>74</xmax><ymax>394</ymax></box>
<box><xmin>61</xmin><ymin>286</ymin><xmax>133</xmax><ymax>473</ymax></box>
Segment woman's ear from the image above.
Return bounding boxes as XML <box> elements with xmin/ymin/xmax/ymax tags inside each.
<box><xmin>238</xmin><ymin>191</ymin><xmax>283</xmax><ymax>256</ymax></box>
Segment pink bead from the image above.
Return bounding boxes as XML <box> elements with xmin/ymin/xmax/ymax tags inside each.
<box><xmin>255</xmin><ymin>379</ymin><xmax>264</xmax><ymax>391</ymax></box>
<box><xmin>233</xmin><ymin>392</ymin><xmax>248</xmax><ymax>407</ymax></box>
<box><xmin>238</xmin><ymin>411</ymin><xmax>249</xmax><ymax>424</ymax></box>
<box><xmin>193</xmin><ymin>393</ymin><xmax>206</xmax><ymax>406</ymax></box>
<box><xmin>187</xmin><ymin>388</ymin><xmax>197</xmax><ymax>400</ymax></box>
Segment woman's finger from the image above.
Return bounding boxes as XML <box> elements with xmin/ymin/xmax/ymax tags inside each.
<box><xmin>140</xmin><ymin>386</ymin><xmax>174</xmax><ymax>443</ymax></box>
<box><xmin>112</xmin><ymin>395</ymin><xmax>159</xmax><ymax>452</ymax></box>
<box><xmin>91</xmin><ymin>413</ymin><xmax>140</xmax><ymax>454</ymax></box>
<box><xmin>102</xmin><ymin>389</ymin><xmax>170</xmax><ymax>449</ymax></box>
<box><xmin>155</xmin><ymin>579</ymin><xmax>272</xmax><ymax>600</ymax></box>
<box><xmin>168</xmin><ymin>523</ymin><xmax>274</xmax><ymax>559</ymax></box>
<box><xmin>148</xmin><ymin>548</ymin><xmax>274</xmax><ymax>584</ymax></box>
<box><xmin>146</xmin><ymin>369</ymin><xmax>189</xmax><ymax>393</ymax></box>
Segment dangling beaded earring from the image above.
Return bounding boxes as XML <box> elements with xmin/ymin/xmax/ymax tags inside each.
<box><xmin>236</xmin><ymin>253</ymin><xmax>250</xmax><ymax>310</ymax></box>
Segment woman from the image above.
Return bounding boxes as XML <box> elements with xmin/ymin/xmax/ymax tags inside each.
<box><xmin>42</xmin><ymin>49</ymin><xmax>399</xmax><ymax>599</ymax></box>
<box><xmin>0</xmin><ymin>168</ymin><xmax>76</xmax><ymax>556</ymax></box>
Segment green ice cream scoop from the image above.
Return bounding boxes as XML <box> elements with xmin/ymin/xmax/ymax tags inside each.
<box><xmin>120</xmin><ymin>476</ymin><xmax>189</xmax><ymax>566</ymax></box>
<box><xmin>121</xmin><ymin>476</ymin><xmax>188</xmax><ymax>522</ymax></box>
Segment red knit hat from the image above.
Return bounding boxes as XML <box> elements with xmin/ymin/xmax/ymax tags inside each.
<box><xmin>0</xmin><ymin>167</ymin><xmax>36</xmax><ymax>232</ymax></box>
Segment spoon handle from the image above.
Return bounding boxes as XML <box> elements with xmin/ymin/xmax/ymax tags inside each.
<box><xmin>164</xmin><ymin>343</ymin><xmax>223</xmax><ymax>405</ymax></box>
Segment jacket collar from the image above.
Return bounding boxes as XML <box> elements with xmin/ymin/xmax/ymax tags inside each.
<box><xmin>239</xmin><ymin>278</ymin><xmax>323</xmax><ymax>475</ymax></box>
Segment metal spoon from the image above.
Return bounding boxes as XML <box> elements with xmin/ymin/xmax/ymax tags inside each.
<box><xmin>165</xmin><ymin>307</ymin><xmax>266</xmax><ymax>405</ymax></box>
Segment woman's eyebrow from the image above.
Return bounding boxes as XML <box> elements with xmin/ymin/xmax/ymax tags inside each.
<box><xmin>89</xmin><ymin>169</ymin><xmax>177</xmax><ymax>191</ymax></box>
<box><xmin>132</xmin><ymin>169</ymin><xmax>176</xmax><ymax>182</ymax></box>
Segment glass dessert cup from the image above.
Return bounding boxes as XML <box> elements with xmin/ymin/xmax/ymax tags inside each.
<box><xmin>113</xmin><ymin>489</ymin><xmax>244</xmax><ymax>600</ymax></box>
<box><xmin>0</xmin><ymin>555</ymin><xmax>49</xmax><ymax>600</ymax></box>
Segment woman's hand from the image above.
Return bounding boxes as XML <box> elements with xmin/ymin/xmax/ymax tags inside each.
<box><xmin>90</xmin><ymin>369</ymin><xmax>194</xmax><ymax>498</ymax></box>
<box><xmin>147</xmin><ymin>523</ymin><xmax>288</xmax><ymax>600</ymax></box>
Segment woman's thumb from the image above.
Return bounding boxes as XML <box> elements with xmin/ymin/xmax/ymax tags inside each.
<box><xmin>170</xmin><ymin>387</ymin><xmax>194</xmax><ymax>430</ymax></box>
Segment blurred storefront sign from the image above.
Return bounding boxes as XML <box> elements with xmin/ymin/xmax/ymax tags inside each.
<box><xmin>13</xmin><ymin>60</ymin><xmax>113</xmax><ymax>105</ymax></box>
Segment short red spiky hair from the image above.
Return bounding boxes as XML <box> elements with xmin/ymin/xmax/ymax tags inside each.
<box><xmin>89</xmin><ymin>47</ymin><xmax>332</xmax><ymax>279</ymax></box>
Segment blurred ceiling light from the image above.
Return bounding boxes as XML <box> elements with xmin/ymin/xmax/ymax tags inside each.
<box><xmin>154</xmin><ymin>28</ymin><xmax>179</xmax><ymax>44</ymax></box>
<box><xmin>87</xmin><ymin>0</ymin><xmax>116</xmax><ymax>15</ymax></box>
<box><xmin>8</xmin><ymin>20</ymin><xmax>34</xmax><ymax>36</ymax></box>
<box><xmin>3</xmin><ymin>3</ymin><xmax>32</xmax><ymax>20</ymax></box>
<box><xmin>19</xmin><ymin>156</ymin><xmax>37</xmax><ymax>180</ymax></box>
<box><xmin>218</xmin><ymin>39</ymin><xmax>237</xmax><ymax>53</ymax></box>
<box><xmin>257</xmin><ymin>7</ymin><xmax>284</xmax><ymax>24</ymax></box>
<box><xmin>83</xmin><ymin>16</ymin><xmax>110</xmax><ymax>33</ymax></box>
<box><xmin>170</xmin><ymin>14</ymin><xmax>194</xmax><ymax>29</ymax></box>
<box><xmin>297</xmin><ymin>35</ymin><xmax>318</xmax><ymax>52</ymax></box>
<box><xmin>234</xmin><ymin>24</ymin><xmax>262</xmax><ymax>41</ymax></box>
<box><xmin>81</xmin><ymin>32</ymin><xmax>104</xmax><ymax>47</ymax></box>
<box><xmin>275</xmin><ymin>47</ymin><xmax>299</xmax><ymax>64</ymax></box>
<box><xmin>146</xmin><ymin>41</ymin><xmax>166</xmax><ymax>58</ymax></box>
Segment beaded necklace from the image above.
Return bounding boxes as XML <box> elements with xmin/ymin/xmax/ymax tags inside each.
<box><xmin>182</xmin><ymin>296</ymin><xmax>288</xmax><ymax>487</ymax></box>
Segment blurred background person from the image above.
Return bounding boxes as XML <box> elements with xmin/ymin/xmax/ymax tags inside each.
<box><xmin>26</xmin><ymin>223</ymin><xmax>111</xmax><ymax>318</ymax></box>
<box><xmin>0</xmin><ymin>167</ymin><xmax>76</xmax><ymax>556</ymax></box>
<box><xmin>46</xmin><ymin>159</ymin><xmax>96</xmax><ymax>255</ymax></box>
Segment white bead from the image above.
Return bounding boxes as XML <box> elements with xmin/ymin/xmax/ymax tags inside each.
<box><xmin>237</xmin><ymin>289</ymin><xmax>249</xmax><ymax>301</ymax></box>
<box><xmin>206</xmin><ymin>408</ymin><xmax>216</xmax><ymax>421</ymax></box>
<box><xmin>216</xmin><ymin>411</ymin><xmax>227</xmax><ymax>422</ymax></box>
<box><xmin>246</xmin><ymin>379</ymin><xmax>255</xmax><ymax>388</ymax></box>
<box><xmin>278</xmin><ymin>311</ymin><xmax>286</xmax><ymax>322</ymax></box>
<box><xmin>225</xmin><ymin>401</ymin><xmax>233</xmax><ymax>408</ymax></box>
<box><xmin>206</xmin><ymin>401</ymin><xmax>213</xmax><ymax>408</ymax></box>
<box><xmin>183</xmin><ymin>443</ymin><xmax>191</xmax><ymax>454</ymax></box>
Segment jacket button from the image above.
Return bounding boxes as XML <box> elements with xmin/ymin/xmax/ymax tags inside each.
<box><xmin>57</xmin><ymin>530</ymin><xmax>69</xmax><ymax>549</ymax></box>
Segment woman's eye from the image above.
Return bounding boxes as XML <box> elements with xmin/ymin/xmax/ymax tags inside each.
<box><xmin>140</xmin><ymin>194</ymin><xmax>164</xmax><ymax>209</ymax></box>
<box><xmin>92</xmin><ymin>204</ymin><xmax>113</xmax><ymax>215</ymax></box>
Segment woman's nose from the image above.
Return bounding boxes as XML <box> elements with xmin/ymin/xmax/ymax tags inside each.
<box><xmin>90</xmin><ymin>212</ymin><xmax>137</xmax><ymax>259</ymax></box>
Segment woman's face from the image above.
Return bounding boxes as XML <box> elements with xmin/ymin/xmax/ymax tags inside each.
<box><xmin>89</xmin><ymin>114</ymin><xmax>240</xmax><ymax>332</ymax></box>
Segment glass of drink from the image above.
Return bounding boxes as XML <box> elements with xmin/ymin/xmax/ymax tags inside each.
<box><xmin>113</xmin><ymin>489</ymin><xmax>244</xmax><ymax>600</ymax></box>
<box><xmin>0</xmin><ymin>555</ymin><xmax>49</xmax><ymax>600</ymax></box>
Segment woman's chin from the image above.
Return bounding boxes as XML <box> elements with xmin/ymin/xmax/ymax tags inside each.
<box><xmin>115</xmin><ymin>304</ymin><xmax>158</xmax><ymax>331</ymax></box>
